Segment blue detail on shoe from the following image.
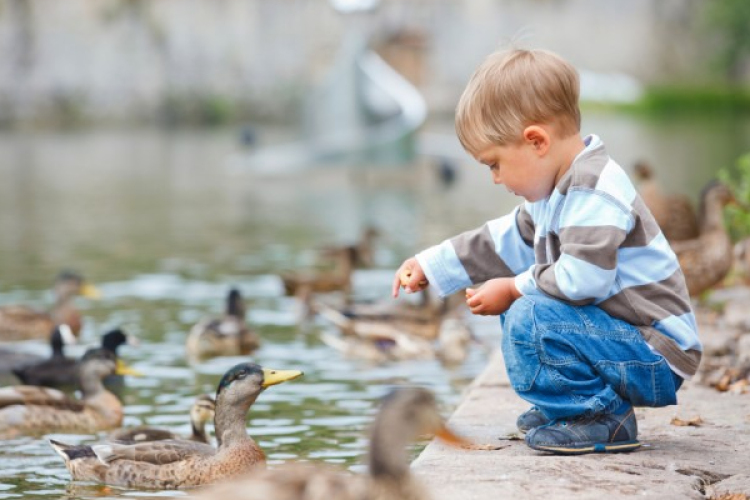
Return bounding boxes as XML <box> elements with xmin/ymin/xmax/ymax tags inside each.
<box><xmin>516</xmin><ymin>406</ymin><xmax>551</xmax><ymax>434</ymax></box>
<box><xmin>524</xmin><ymin>403</ymin><xmax>640</xmax><ymax>455</ymax></box>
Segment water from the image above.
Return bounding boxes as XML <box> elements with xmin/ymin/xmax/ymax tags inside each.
<box><xmin>0</xmin><ymin>112</ymin><xmax>748</xmax><ymax>499</ymax></box>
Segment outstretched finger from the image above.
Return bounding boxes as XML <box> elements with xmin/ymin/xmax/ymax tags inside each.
<box><xmin>391</xmin><ymin>273</ymin><xmax>402</xmax><ymax>298</ymax></box>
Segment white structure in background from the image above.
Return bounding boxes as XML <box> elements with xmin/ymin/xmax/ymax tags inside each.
<box><xmin>579</xmin><ymin>70</ymin><xmax>644</xmax><ymax>104</ymax></box>
<box><xmin>229</xmin><ymin>0</ymin><xmax>427</xmax><ymax>172</ymax></box>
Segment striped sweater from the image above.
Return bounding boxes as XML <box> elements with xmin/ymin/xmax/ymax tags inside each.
<box><xmin>416</xmin><ymin>135</ymin><xmax>701</xmax><ymax>378</ymax></box>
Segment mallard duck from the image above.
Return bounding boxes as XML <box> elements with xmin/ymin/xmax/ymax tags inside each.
<box><xmin>313</xmin><ymin>288</ymin><xmax>462</xmax><ymax>340</ymax></box>
<box><xmin>12</xmin><ymin>327</ymin><xmax>138</xmax><ymax>388</ymax></box>
<box><xmin>183</xmin><ymin>387</ymin><xmax>468</xmax><ymax>500</ymax></box>
<box><xmin>322</xmin><ymin>226</ymin><xmax>380</xmax><ymax>268</ymax></box>
<box><xmin>0</xmin><ymin>270</ymin><xmax>101</xmax><ymax>341</ymax></box>
<box><xmin>49</xmin><ymin>362</ymin><xmax>303</xmax><ymax>489</ymax></box>
<box><xmin>186</xmin><ymin>288</ymin><xmax>260</xmax><ymax>359</ymax></box>
<box><xmin>280</xmin><ymin>242</ymin><xmax>361</xmax><ymax>298</ymax></box>
<box><xmin>320</xmin><ymin>311</ymin><xmax>472</xmax><ymax>365</ymax></box>
<box><xmin>315</xmin><ymin>290</ymin><xmax>472</xmax><ymax>364</ymax></box>
<box><xmin>0</xmin><ymin>347</ymin><xmax>125</xmax><ymax>439</ymax></box>
<box><xmin>0</xmin><ymin>324</ymin><xmax>77</xmax><ymax>378</ymax></box>
<box><xmin>634</xmin><ymin>161</ymin><xmax>700</xmax><ymax>242</ymax></box>
<box><xmin>671</xmin><ymin>182</ymin><xmax>736</xmax><ymax>296</ymax></box>
<box><xmin>109</xmin><ymin>394</ymin><xmax>216</xmax><ymax>444</ymax></box>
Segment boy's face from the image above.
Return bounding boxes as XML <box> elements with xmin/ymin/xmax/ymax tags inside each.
<box><xmin>475</xmin><ymin>140</ymin><xmax>557</xmax><ymax>202</ymax></box>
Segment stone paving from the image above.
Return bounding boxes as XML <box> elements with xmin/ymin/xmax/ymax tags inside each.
<box><xmin>413</xmin><ymin>312</ymin><xmax>750</xmax><ymax>500</ymax></box>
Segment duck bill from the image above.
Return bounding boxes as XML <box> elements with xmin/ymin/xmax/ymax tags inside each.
<box><xmin>262</xmin><ymin>368</ymin><xmax>303</xmax><ymax>388</ymax></box>
<box><xmin>80</xmin><ymin>283</ymin><xmax>102</xmax><ymax>300</ymax></box>
<box><xmin>115</xmin><ymin>359</ymin><xmax>143</xmax><ymax>376</ymax></box>
<box><xmin>434</xmin><ymin>425</ymin><xmax>472</xmax><ymax>448</ymax></box>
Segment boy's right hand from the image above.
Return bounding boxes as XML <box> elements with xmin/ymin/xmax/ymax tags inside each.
<box><xmin>392</xmin><ymin>258</ymin><xmax>429</xmax><ymax>297</ymax></box>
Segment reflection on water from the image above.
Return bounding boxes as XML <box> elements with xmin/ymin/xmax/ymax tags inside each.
<box><xmin>0</xmin><ymin>113</ymin><xmax>747</xmax><ymax>499</ymax></box>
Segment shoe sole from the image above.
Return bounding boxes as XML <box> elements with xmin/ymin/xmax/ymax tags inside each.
<box><xmin>528</xmin><ymin>440</ymin><xmax>641</xmax><ymax>455</ymax></box>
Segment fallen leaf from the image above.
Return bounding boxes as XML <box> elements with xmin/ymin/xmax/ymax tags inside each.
<box><xmin>708</xmin><ymin>493</ymin><xmax>749</xmax><ymax>500</ymax></box>
<box><xmin>728</xmin><ymin>379</ymin><xmax>750</xmax><ymax>394</ymax></box>
<box><xmin>670</xmin><ymin>415</ymin><xmax>704</xmax><ymax>427</ymax></box>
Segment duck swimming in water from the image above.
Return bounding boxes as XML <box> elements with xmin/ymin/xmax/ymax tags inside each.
<box><xmin>50</xmin><ymin>362</ymin><xmax>302</xmax><ymax>489</ymax></box>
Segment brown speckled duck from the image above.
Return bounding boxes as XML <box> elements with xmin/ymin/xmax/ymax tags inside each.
<box><xmin>186</xmin><ymin>289</ymin><xmax>260</xmax><ymax>360</ymax></box>
<box><xmin>279</xmin><ymin>227</ymin><xmax>380</xmax><ymax>299</ymax></box>
<box><xmin>0</xmin><ymin>270</ymin><xmax>100</xmax><ymax>341</ymax></box>
<box><xmin>108</xmin><ymin>394</ymin><xmax>216</xmax><ymax>445</ymax></box>
<box><xmin>315</xmin><ymin>291</ymin><xmax>472</xmax><ymax>364</ymax></box>
<box><xmin>671</xmin><ymin>182</ymin><xmax>736</xmax><ymax>297</ymax></box>
<box><xmin>634</xmin><ymin>161</ymin><xmax>700</xmax><ymax>242</ymax></box>
<box><xmin>49</xmin><ymin>363</ymin><xmax>302</xmax><ymax>489</ymax></box>
<box><xmin>280</xmin><ymin>246</ymin><xmax>356</xmax><ymax>298</ymax></box>
<box><xmin>184</xmin><ymin>387</ymin><xmax>467</xmax><ymax>500</ymax></box>
<box><xmin>0</xmin><ymin>347</ymin><xmax>123</xmax><ymax>439</ymax></box>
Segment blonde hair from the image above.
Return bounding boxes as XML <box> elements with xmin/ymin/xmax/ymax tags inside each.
<box><xmin>455</xmin><ymin>48</ymin><xmax>581</xmax><ymax>154</ymax></box>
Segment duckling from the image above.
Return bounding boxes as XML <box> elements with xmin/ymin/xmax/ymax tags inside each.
<box><xmin>49</xmin><ymin>362</ymin><xmax>303</xmax><ymax>489</ymax></box>
<box><xmin>0</xmin><ymin>347</ymin><xmax>124</xmax><ymax>439</ymax></box>
<box><xmin>186</xmin><ymin>288</ymin><xmax>260</xmax><ymax>360</ymax></box>
<box><xmin>12</xmin><ymin>327</ymin><xmax>138</xmax><ymax>388</ymax></box>
<box><xmin>183</xmin><ymin>387</ymin><xmax>468</xmax><ymax>500</ymax></box>
<box><xmin>671</xmin><ymin>182</ymin><xmax>736</xmax><ymax>297</ymax></box>
<box><xmin>108</xmin><ymin>395</ymin><xmax>216</xmax><ymax>444</ymax></box>
<box><xmin>0</xmin><ymin>324</ymin><xmax>77</xmax><ymax>378</ymax></box>
<box><xmin>0</xmin><ymin>270</ymin><xmax>100</xmax><ymax>341</ymax></box>
<box><xmin>634</xmin><ymin>161</ymin><xmax>700</xmax><ymax>242</ymax></box>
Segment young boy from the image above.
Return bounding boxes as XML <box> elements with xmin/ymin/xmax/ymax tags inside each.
<box><xmin>392</xmin><ymin>48</ymin><xmax>700</xmax><ymax>455</ymax></box>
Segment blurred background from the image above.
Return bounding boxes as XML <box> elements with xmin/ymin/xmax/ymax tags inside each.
<box><xmin>1</xmin><ymin>0</ymin><xmax>749</xmax><ymax>498</ymax></box>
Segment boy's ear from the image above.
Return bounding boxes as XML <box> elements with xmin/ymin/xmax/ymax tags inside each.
<box><xmin>522</xmin><ymin>126</ymin><xmax>550</xmax><ymax>155</ymax></box>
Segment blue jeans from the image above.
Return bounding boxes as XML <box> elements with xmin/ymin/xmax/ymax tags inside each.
<box><xmin>501</xmin><ymin>294</ymin><xmax>682</xmax><ymax>421</ymax></box>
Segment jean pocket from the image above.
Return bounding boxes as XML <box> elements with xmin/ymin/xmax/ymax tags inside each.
<box><xmin>596</xmin><ymin>359</ymin><xmax>677</xmax><ymax>407</ymax></box>
<box><xmin>502</xmin><ymin>329</ymin><xmax>541</xmax><ymax>393</ymax></box>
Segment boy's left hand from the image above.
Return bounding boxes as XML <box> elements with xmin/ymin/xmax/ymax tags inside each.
<box><xmin>465</xmin><ymin>278</ymin><xmax>521</xmax><ymax>316</ymax></box>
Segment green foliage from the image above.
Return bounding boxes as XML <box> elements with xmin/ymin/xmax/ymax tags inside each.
<box><xmin>640</xmin><ymin>86</ymin><xmax>750</xmax><ymax>115</ymax></box>
<box><xmin>592</xmin><ymin>85</ymin><xmax>750</xmax><ymax>118</ymax></box>
<box><xmin>703</xmin><ymin>0</ymin><xmax>750</xmax><ymax>82</ymax></box>
<box><xmin>718</xmin><ymin>153</ymin><xmax>750</xmax><ymax>241</ymax></box>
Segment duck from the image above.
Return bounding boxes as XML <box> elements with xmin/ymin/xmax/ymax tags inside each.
<box><xmin>671</xmin><ymin>181</ymin><xmax>736</xmax><ymax>297</ymax></box>
<box><xmin>633</xmin><ymin>161</ymin><xmax>700</xmax><ymax>242</ymax></box>
<box><xmin>319</xmin><ymin>310</ymin><xmax>472</xmax><ymax>365</ymax></box>
<box><xmin>281</xmin><ymin>228</ymin><xmax>380</xmax><ymax>300</ymax></box>
<box><xmin>0</xmin><ymin>347</ymin><xmax>125</xmax><ymax>439</ymax></box>
<box><xmin>315</xmin><ymin>290</ymin><xmax>473</xmax><ymax>364</ymax></box>
<box><xmin>0</xmin><ymin>324</ymin><xmax>77</xmax><ymax>378</ymax></box>
<box><xmin>186</xmin><ymin>288</ymin><xmax>260</xmax><ymax>360</ymax></box>
<box><xmin>0</xmin><ymin>270</ymin><xmax>101</xmax><ymax>341</ymax></box>
<box><xmin>280</xmin><ymin>246</ymin><xmax>356</xmax><ymax>298</ymax></box>
<box><xmin>313</xmin><ymin>287</ymin><xmax>462</xmax><ymax>340</ymax></box>
<box><xmin>12</xmin><ymin>327</ymin><xmax>138</xmax><ymax>388</ymax></box>
<box><xmin>49</xmin><ymin>362</ymin><xmax>303</xmax><ymax>489</ymax></box>
<box><xmin>321</xmin><ymin>226</ymin><xmax>380</xmax><ymax>269</ymax></box>
<box><xmin>108</xmin><ymin>394</ymin><xmax>216</xmax><ymax>445</ymax></box>
<box><xmin>183</xmin><ymin>387</ymin><xmax>468</xmax><ymax>500</ymax></box>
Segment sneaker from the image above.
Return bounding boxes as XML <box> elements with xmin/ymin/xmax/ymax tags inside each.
<box><xmin>516</xmin><ymin>406</ymin><xmax>550</xmax><ymax>434</ymax></box>
<box><xmin>525</xmin><ymin>404</ymin><xmax>640</xmax><ymax>455</ymax></box>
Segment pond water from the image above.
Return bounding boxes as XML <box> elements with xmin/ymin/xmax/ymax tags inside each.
<box><xmin>0</xmin><ymin>111</ymin><xmax>748</xmax><ymax>499</ymax></box>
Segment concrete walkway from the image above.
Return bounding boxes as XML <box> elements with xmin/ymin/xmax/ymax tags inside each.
<box><xmin>413</xmin><ymin>322</ymin><xmax>750</xmax><ymax>499</ymax></box>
